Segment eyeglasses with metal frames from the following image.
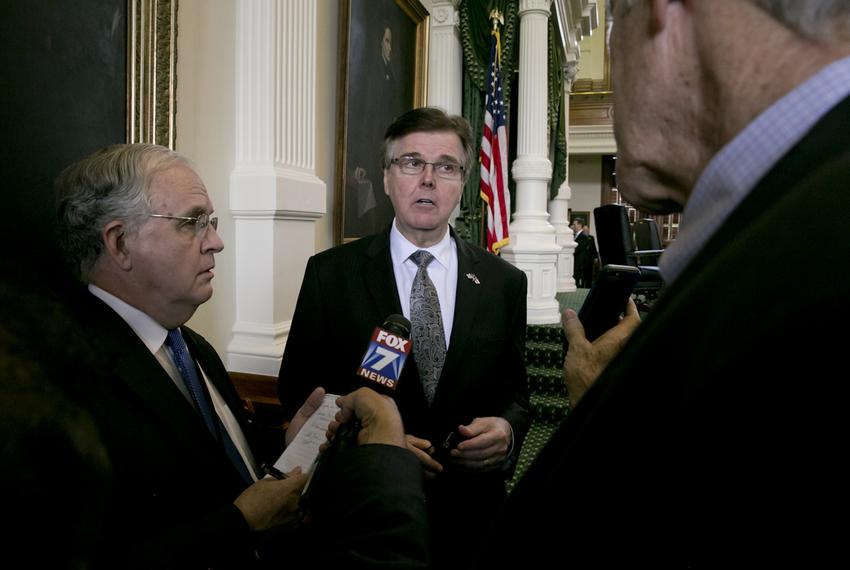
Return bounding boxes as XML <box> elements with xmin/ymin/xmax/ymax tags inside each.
<box><xmin>149</xmin><ymin>212</ymin><xmax>218</xmax><ymax>234</ymax></box>
<box><xmin>390</xmin><ymin>156</ymin><xmax>464</xmax><ymax>180</ymax></box>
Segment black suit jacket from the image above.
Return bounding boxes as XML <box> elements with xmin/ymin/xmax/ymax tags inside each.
<box><xmin>278</xmin><ymin>229</ymin><xmax>530</xmax><ymax>547</ymax></box>
<box><xmin>573</xmin><ymin>231</ymin><xmax>597</xmax><ymax>287</ymax></box>
<box><xmin>73</xmin><ymin>292</ymin><xmax>428</xmax><ymax>569</ymax></box>
<box><xmin>481</xmin><ymin>96</ymin><xmax>850</xmax><ymax>567</ymax></box>
<box><xmin>73</xmin><ymin>293</ymin><xmax>261</xmax><ymax>568</ymax></box>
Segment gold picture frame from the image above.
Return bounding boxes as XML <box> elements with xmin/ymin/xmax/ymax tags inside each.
<box><xmin>334</xmin><ymin>0</ymin><xmax>429</xmax><ymax>244</ymax></box>
<box><xmin>126</xmin><ymin>0</ymin><xmax>178</xmax><ymax>148</ymax></box>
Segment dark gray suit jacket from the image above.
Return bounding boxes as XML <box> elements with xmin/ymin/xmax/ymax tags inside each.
<box><xmin>481</xmin><ymin>95</ymin><xmax>850</xmax><ymax>568</ymax></box>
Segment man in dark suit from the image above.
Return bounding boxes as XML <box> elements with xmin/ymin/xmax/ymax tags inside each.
<box><xmin>345</xmin><ymin>20</ymin><xmax>410</xmax><ymax>238</ymax></box>
<box><xmin>570</xmin><ymin>216</ymin><xmax>597</xmax><ymax>287</ymax></box>
<box><xmin>470</xmin><ymin>1</ymin><xmax>850</xmax><ymax>567</ymax></box>
<box><xmin>53</xmin><ymin>143</ymin><xmax>428</xmax><ymax>568</ymax></box>
<box><xmin>279</xmin><ymin>107</ymin><xmax>529</xmax><ymax>566</ymax></box>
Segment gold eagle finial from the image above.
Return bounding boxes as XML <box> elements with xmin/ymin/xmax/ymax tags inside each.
<box><xmin>489</xmin><ymin>8</ymin><xmax>504</xmax><ymax>31</ymax></box>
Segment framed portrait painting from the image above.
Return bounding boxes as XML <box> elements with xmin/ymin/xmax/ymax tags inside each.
<box><xmin>335</xmin><ymin>0</ymin><xmax>429</xmax><ymax>244</ymax></box>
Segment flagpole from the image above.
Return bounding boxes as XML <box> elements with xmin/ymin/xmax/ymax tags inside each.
<box><xmin>479</xmin><ymin>9</ymin><xmax>511</xmax><ymax>255</ymax></box>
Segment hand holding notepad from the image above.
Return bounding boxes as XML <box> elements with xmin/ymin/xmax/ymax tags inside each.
<box><xmin>273</xmin><ymin>393</ymin><xmax>340</xmax><ymax>475</ymax></box>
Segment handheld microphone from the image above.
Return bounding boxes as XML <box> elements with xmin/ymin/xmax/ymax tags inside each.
<box><xmin>299</xmin><ymin>315</ymin><xmax>412</xmax><ymax>516</ymax></box>
<box><xmin>355</xmin><ymin>314</ymin><xmax>412</xmax><ymax>394</ymax></box>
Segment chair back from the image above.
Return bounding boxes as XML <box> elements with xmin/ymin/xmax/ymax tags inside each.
<box><xmin>593</xmin><ymin>204</ymin><xmax>666</xmax><ymax>309</ymax></box>
<box><xmin>634</xmin><ymin>218</ymin><xmax>662</xmax><ymax>250</ymax></box>
<box><xmin>593</xmin><ymin>204</ymin><xmax>634</xmax><ymax>266</ymax></box>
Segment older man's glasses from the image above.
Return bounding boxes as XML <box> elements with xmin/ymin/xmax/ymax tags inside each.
<box><xmin>149</xmin><ymin>212</ymin><xmax>218</xmax><ymax>235</ymax></box>
<box><xmin>391</xmin><ymin>156</ymin><xmax>464</xmax><ymax>180</ymax></box>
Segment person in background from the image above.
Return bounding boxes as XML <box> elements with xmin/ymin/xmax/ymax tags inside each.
<box><xmin>570</xmin><ymin>216</ymin><xmax>598</xmax><ymax>287</ymax></box>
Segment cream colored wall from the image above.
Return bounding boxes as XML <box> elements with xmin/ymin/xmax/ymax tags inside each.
<box><xmin>175</xmin><ymin>1</ymin><xmax>346</xmax><ymax>358</ymax></box>
<box><xmin>568</xmin><ymin>154</ymin><xmax>603</xmax><ymax>233</ymax></box>
<box><xmin>177</xmin><ymin>0</ymin><xmax>237</xmax><ymax>357</ymax></box>
<box><xmin>576</xmin><ymin>0</ymin><xmax>606</xmax><ymax>82</ymax></box>
<box><xmin>315</xmin><ymin>1</ymin><xmax>339</xmax><ymax>253</ymax></box>
<box><xmin>173</xmin><ymin>0</ymin><xmax>439</xmax><ymax>359</ymax></box>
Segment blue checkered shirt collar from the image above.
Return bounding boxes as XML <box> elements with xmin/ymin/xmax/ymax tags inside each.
<box><xmin>660</xmin><ymin>54</ymin><xmax>850</xmax><ymax>284</ymax></box>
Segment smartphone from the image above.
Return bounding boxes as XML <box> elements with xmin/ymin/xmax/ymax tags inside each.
<box><xmin>435</xmin><ymin>429</ymin><xmax>463</xmax><ymax>460</ymax></box>
<box><xmin>578</xmin><ymin>264</ymin><xmax>641</xmax><ymax>342</ymax></box>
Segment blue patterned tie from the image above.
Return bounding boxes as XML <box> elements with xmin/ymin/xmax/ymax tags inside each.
<box><xmin>166</xmin><ymin>329</ymin><xmax>253</xmax><ymax>484</ymax></box>
<box><xmin>409</xmin><ymin>250</ymin><xmax>447</xmax><ymax>405</ymax></box>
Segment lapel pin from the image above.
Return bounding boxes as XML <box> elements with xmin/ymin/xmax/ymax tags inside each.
<box><xmin>466</xmin><ymin>273</ymin><xmax>480</xmax><ymax>285</ymax></box>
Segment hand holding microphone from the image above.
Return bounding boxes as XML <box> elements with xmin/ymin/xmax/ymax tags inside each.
<box><xmin>327</xmin><ymin>388</ymin><xmax>406</xmax><ymax>448</ymax></box>
<box><xmin>300</xmin><ymin>316</ymin><xmax>412</xmax><ymax>514</ymax></box>
<box><xmin>329</xmin><ymin>314</ymin><xmax>411</xmax><ymax>444</ymax></box>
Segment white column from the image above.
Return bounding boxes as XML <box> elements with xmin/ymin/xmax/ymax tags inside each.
<box><xmin>428</xmin><ymin>1</ymin><xmax>462</xmax><ymax>114</ymax></box>
<box><xmin>551</xmin><ymin>60</ymin><xmax>579</xmax><ymax>292</ymax></box>
<box><xmin>428</xmin><ymin>0</ymin><xmax>464</xmax><ymax>224</ymax></box>
<box><xmin>501</xmin><ymin>0</ymin><xmax>562</xmax><ymax>324</ymax></box>
<box><xmin>227</xmin><ymin>0</ymin><xmax>326</xmax><ymax>375</ymax></box>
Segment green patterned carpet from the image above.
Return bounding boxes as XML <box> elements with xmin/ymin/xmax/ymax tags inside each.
<box><xmin>507</xmin><ymin>288</ymin><xmax>588</xmax><ymax>492</ymax></box>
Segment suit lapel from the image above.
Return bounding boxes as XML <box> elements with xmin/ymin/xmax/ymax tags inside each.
<box><xmin>183</xmin><ymin>328</ymin><xmax>252</xmax><ymax>437</ymax></box>
<box><xmin>88</xmin><ymin>297</ymin><xmax>230</xmax><ymax>467</ymax></box>
<box><xmin>433</xmin><ymin>234</ymin><xmax>485</xmax><ymax>406</ymax></box>
<box><xmin>361</xmin><ymin>230</ymin><xmax>404</xmax><ymax>320</ymax></box>
<box><xmin>359</xmin><ymin>230</ymin><xmax>433</xmax><ymax>421</ymax></box>
<box><xmin>112</xmin><ymin>346</ymin><xmax>215</xmax><ymax>449</ymax></box>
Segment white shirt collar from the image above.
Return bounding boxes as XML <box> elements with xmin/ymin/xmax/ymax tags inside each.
<box><xmin>389</xmin><ymin>220</ymin><xmax>453</xmax><ymax>269</ymax></box>
<box><xmin>88</xmin><ymin>284</ymin><xmax>169</xmax><ymax>354</ymax></box>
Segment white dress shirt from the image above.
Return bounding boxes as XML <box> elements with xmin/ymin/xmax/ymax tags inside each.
<box><xmin>390</xmin><ymin>220</ymin><xmax>458</xmax><ymax>347</ymax></box>
<box><xmin>388</xmin><ymin>223</ymin><xmax>516</xmax><ymax>455</ymax></box>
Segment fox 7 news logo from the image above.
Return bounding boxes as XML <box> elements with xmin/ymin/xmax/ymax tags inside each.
<box><xmin>357</xmin><ymin>328</ymin><xmax>411</xmax><ymax>390</ymax></box>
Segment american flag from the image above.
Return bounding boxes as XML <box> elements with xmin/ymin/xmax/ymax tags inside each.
<box><xmin>479</xmin><ymin>24</ymin><xmax>510</xmax><ymax>254</ymax></box>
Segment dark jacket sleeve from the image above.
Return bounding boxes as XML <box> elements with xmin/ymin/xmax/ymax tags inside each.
<box><xmin>500</xmin><ymin>269</ymin><xmax>530</xmax><ymax>466</ymax></box>
<box><xmin>122</xmin><ymin>504</ymin><xmax>256</xmax><ymax>570</ymax></box>
<box><xmin>277</xmin><ymin>255</ymin><xmax>327</xmax><ymax>421</ymax></box>
<box><xmin>304</xmin><ymin>444</ymin><xmax>429</xmax><ymax>568</ymax></box>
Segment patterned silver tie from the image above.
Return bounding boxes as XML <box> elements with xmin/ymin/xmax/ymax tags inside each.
<box><xmin>409</xmin><ymin>250</ymin><xmax>447</xmax><ymax>405</ymax></box>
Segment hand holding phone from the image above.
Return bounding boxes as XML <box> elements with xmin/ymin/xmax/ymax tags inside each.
<box><xmin>578</xmin><ymin>264</ymin><xmax>641</xmax><ymax>341</ymax></box>
<box><xmin>434</xmin><ymin>429</ymin><xmax>463</xmax><ymax>461</ymax></box>
<box><xmin>561</xmin><ymin>265</ymin><xmax>642</xmax><ymax>405</ymax></box>
<box><xmin>562</xmin><ymin>264</ymin><xmax>641</xmax><ymax>355</ymax></box>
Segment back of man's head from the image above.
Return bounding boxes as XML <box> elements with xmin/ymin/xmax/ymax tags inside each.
<box><xmin>56</xmin><ymin>143</ymin><xmax>189</xmax><ymax>282</ymax></box>
<box><xmin>380</xmin><ymin>107</ymin><xmax>475</xmax><ymax>182</ymax></box>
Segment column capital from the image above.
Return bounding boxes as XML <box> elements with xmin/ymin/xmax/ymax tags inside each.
<box><xmin>519</xmin><ymin>0</ymin><xmax>552</xmax><ymax>16</ymax></box>
<box><xmin>431</xmin><ymin>1</ymin><xmax>459</xmax><ymax>28</ymax></box>
<box><xmin>564</xmin><ymin>60</ymin><xmax>580</xmax><ymax>89</ymax></box>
